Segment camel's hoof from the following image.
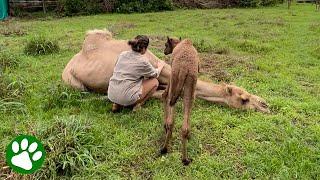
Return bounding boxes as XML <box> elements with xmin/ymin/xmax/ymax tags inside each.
<box><xmin>160</xmin><ymin>147</ymin><xmax>168</xmax><ymax>154</ymax></box>
<box><xmin>182</xmin><ymin>158</ymin><xmax>192</xmax><ymax>166</ymax></box>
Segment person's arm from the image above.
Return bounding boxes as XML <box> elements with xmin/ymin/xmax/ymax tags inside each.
<box><xmin>140</xmin><ymin>60</ymin><xmax>164</xmax><ymax>78</ymax></box>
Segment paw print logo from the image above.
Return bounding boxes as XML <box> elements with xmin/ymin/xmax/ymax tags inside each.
<box><xmin>6</xmin><ymin>135</ymin><xmax>45</xmax><ymax>174</ymax></box>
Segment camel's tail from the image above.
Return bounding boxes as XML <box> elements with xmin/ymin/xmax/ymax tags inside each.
<box><xmin>169</xmin><ymin>69</ymin><xmax>188</xmax><ymax>106</ymax></box>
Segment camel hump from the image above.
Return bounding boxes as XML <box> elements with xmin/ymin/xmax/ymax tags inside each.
<box><xmin>82</xmin><ymin>29</ymin><xmax>113</xmax><ymax>56</ymax></box>
<box><xmin>86</xmin><ymin>29</ymin><xmax>113</xmax><ymax>40</ymax></box>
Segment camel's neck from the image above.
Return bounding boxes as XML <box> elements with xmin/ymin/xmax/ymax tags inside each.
<box><xmin>195</xmin><ymin>80</ymin><xmax>228</xmax><ymax>104</ymax></box>
<box><xmin>145</xmin><ymin>50</ymin><xmax>171</xmax><ymax>84</ymax></box>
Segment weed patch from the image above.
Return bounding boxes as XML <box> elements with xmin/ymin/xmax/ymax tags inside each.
<box><xmin>34</xmin><ymin>117</ymin><xmax>102</xmax><ymax>178</ymax></box>
<box><xmin>311</xmin><ymin>46</ymin><xmax>320</xmax><ymax>59</ymax></box>
<box><xmin>200</xmin><ymin>53</ymin><xmax>254</xmax><ymax>81</ymax></box>
<box><xmin>0</xmin><ymin>23</ymin><xmax>27</xmax><ymax>36</ymax></box>
<box><xmin>24</xmin><ymin>37</ymin><xmax>60</xmax><ymax>56</ymax></box>
<box><xmin>0</xmin><ymin>51</ymin><xmax>21</xmax><ymax>70</ymax></box>
<box><xmin>236</xmin><ymin>40</ymin><xmax>273</xmax><ymax>54</ymax></box>
<box><xmin>193</xmin><ymin>39</ymin><xmax>230</xmax><ymax>54</ymax></box>
<box><xmin>42</xmin><ymin>83</ymin><xmax>96</xmax><ymax>111</ymax></box>
<box><xmin>0</xmin><ymin>75</ymin><xmax>26</xmax><ymax>114</ymax></box>
<box><xmin>108</xmin><ymin>22</ymin><xmax>136</xmax><ymax>36</ymax></box>
<box><xmin>309</xmin><ymin>23</ymin><xmax>320</xmax><ymax>33</ymax></box>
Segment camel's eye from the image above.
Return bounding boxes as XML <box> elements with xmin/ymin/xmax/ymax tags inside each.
<box><xmin>241</xmin><ymin>98</ymin><xmax>249</xmax><ymax>105</ymax></box>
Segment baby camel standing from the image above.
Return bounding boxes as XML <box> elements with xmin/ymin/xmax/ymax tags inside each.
<box><xmin>160</xmin><ymin>37</ymin><xmax>199</xmax><ymax>165</ymax></box>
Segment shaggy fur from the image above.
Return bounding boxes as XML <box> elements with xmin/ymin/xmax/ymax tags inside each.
<box><xmin>161</xmin><ymin>37</ymin><xmax>199</xmax><ymax>165</ymax></box>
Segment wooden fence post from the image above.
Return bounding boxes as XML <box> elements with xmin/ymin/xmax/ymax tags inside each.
<box><xmin>43</xmin><ymin>0</ymin><xmax>46</xmax><ymax>13</ymax></box>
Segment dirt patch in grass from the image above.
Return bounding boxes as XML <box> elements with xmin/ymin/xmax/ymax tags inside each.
<box><xmin>249</xmin><ymin>17</ymin><xmax>286</xmax><ymax>27</ymax></box>
<box><xmin>0</xmin><ymin>152</ymin><xmax>34</xmax><ymax>180</ymax></box>
<box><xmin>309</xmin><ymin>23</ymin><xmax>320</xmax><ymax>32</ymax></box>
<box><xmin>148</xmin><ymin>35</ymin><xmax>167</xmax><ymax>51</ymax></box>
<box><xmin>199</xmin><ymin>53</ymin><xmax>254</xmax><ymax>82</ymax></box>
<box><xmin>311</xmin><ymin>46</ymin><xmax>320</xmax><ymax>59</ymax></box>
<box><xmin>0</xmin><ymin>22</ymin><xmax>27</xmax><ymax>36</ymax></box>
<box><xmin>108</xmin><ymin>22</ymin><xmax>136</xmax><ymax>36</ymax></box>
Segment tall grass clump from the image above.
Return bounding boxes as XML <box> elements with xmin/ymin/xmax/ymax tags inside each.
<box><xmin>42</xmin><ymin>83</ymin><xmax>89</xmax><ymax>111</ymax></box>
<box><xmin>0</xmin><ymin>51</ymin><xmax>21</xmax><ymax>70</ymax></box>
<box><xmin>0</xmin><ymin>75</ymin><xmax>26</xmax><ymax>114</ymax></box>
<box><xmin>24</xmin><ymin>36</ymin><xmax>59</xmax><ymax>56</ymax></box>
<box><xmin>34</xmin><ymin>117</ymin><xmax>103</xmax><ymax>178</ymax></box>
<box><xmin>193</xmin><ymin>39</ymin><xmax>230</xmax><ymax>54</ymax></box>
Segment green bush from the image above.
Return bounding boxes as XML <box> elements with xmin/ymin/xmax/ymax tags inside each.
<box><xmin>57</xmin><ymin>0</ymin><xmax>104</xmax><ymax>16</ymax></box>
<box><xmin>115</xmin><ymin>0</ymin><xmax>174</xmax><ymax>13</ymax></box>
<box><xmin>173</xmin><ymin>0</ymin><xmax>284</xmax><ymax>8</ymax></box>
<box><xmin>24</xmin><ymin>37</ymin><xmax>59</xmax><ymax>56</ymax></box>
<box><xmin>238</xmin><ymin>0</ymin><xmax>283</xmax><ymax>7</ymax></box>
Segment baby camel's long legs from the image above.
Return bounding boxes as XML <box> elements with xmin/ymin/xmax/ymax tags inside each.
<box><xmin>181</xmin><ymin>77</ymin><xmax>196</xmax><ymax>165</ymax></box>
<box><xmin>161</xmin><ymin>102</ymin><xmax>174</xmax><ymax>154</ymax></box>
<box><xmin>160</xmin><ymin>84</ymin><xmax>175</xmax><ymax>154</ymax></box>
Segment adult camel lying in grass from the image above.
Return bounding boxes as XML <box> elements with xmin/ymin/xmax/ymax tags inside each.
<box><xmin>62</xmin><ymin>29</ymin><xmax>270</xmax><ymax>113</ymax></box>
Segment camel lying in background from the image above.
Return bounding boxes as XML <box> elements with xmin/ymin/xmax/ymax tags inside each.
<box><xmin>161</xmin><ymin>37</ymin><xmax>199</xmax><ymax>165</ymax></box>
<box><xmin>62</xmin><ymin>29</ymin><xmax>270</xmax><ymax>113</ymax></box>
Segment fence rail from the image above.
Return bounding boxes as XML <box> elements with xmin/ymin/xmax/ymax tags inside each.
<box><xmin>9</xmin><ymin>0</ymin><xmax>58</xmax><ymax>13</ymax></box>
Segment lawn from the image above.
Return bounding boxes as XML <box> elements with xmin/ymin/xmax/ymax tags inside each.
<box><xmin>0</xmin><ymin>3</ymin><xmax>320</xmax><ymax>179</ymax></box>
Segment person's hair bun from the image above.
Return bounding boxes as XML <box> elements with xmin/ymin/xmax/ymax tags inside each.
<box><xmin>128</xmin><ymin>40</ymin><xmax>138</xmax><ymax>46</ymax></box>
<box><xmin>128</xmin><ymin>35</ymin><xmax>149</xmax><ymax>53</ymax></box>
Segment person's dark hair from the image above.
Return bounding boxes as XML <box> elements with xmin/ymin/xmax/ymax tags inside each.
<box><xmin>128</xmin><ymin>35</ymin><xmax>149</xmax><ymax>53</ymax></box>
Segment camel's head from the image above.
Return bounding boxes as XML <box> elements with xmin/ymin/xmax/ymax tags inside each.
<box><xmin>223</xmin><ymin>84</ymin><xmax>270</xmax><ymax>113</ymax></box>
<box><xmin>164</xmin><ymin>37</ymin><xmax>181</xmax><ymax>55</ymax></box>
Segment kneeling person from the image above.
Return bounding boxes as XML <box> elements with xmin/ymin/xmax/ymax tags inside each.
<box><xmin>108</xmin><ymin>35</ymin><xmax>165</xmax><ymax>112</ymax></box>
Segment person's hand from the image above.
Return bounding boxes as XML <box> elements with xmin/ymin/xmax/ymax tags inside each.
<box><xmin>157</xmin><ymin>61</ymin><xmax>165</xmax><ymax>69</ymax></box>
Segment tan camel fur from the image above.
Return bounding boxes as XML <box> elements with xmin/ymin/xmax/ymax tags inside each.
<box><xmin>160</xmin><ymin>37</ymin><xmax>199</xmax><ymax>165</ymax></box>
<box><xmin>62</xmin><ymin>29</ymin><xmax>270</xmax><ymax>113</ymax></box>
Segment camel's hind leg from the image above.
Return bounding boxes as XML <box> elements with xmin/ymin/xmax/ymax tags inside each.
<box><xmin>160</xmin><ymin>83</ymin><xmax>175</xmax><ymax>154</ymax></box>
<box><xmin>181</xmin><ymin>75</ymin><xmax>197</xmax><ymax>165</ymax></box>
<box><xmin>62</xmin><ymin>69</ymin><xmax>88</xmax><ymax>91</ymax></box>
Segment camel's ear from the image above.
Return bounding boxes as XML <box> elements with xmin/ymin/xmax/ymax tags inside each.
<box><xmin>167</xmin><ymin>36</ymin><xmax>171</xmax><ymax>43</ymax></box>
<box><xmin>225</xmin><ymin>86</ymin><xmax>233</xmax><ymax>96</ymax></box>
<box><xmin>179</xmin><ymin>37</ymin><xmax>182</xmax><ymax>41</ymax></box>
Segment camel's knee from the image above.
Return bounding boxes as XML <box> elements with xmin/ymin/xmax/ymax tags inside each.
<box><xmin>181</xmin><ymin>127</ymin><xmax>190</xmax><ymax>139</ymax></box>
<box><xmin>164</xmin><ymin>120</ymin><xmax>174</xmax><ymax>133</ymax></box>
<box><xmin>154</xmin><ymin>79</ymin><xmax>159</xmax><ymax>88</ymax></box>
<box><xmin>162</xmin><ymin>89</ymin><xmax>168</xmax><ymax>100</ymax></box>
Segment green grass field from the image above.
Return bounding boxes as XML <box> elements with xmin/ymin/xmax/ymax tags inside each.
<box><xmin>1</xmin><ymin>3</ymin><xmax>320</xmax><ymax>179</ymax></box>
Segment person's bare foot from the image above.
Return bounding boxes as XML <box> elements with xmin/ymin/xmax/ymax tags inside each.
<box><xmin>112</xmin><ymin>103</ymin><xmax>123</xmax><ymax>113</ymax></box>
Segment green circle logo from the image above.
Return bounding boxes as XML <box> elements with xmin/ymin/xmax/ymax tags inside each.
<box><xmin>6</xmin><ymin>135</ymin><xmax>46</xmax><ymax>174</ymax></box>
